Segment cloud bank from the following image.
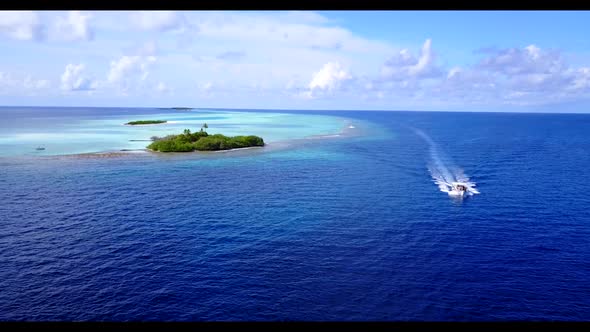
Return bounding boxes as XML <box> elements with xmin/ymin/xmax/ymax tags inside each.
<box><xmin>2</xmin><ymin>11</ymin><xmax>590</xmax><ymax>110</ymax></box>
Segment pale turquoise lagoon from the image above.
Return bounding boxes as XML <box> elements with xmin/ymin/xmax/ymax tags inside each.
<box><xmin>0</xmin><ymin>108</ymin><xmax>364</xmax><ymax>157</ymax></box>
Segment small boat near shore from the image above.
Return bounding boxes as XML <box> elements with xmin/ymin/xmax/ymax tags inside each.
<box><xmin>35</xmin><ymin>146</ymin><xmax>45</xmax><ymax>151</ymax></box>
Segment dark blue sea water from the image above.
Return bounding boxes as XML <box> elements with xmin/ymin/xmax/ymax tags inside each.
<box><xmin>1</xmin><ymin>108</ymin><xmax>590</xmax><ymax>321</ymax></box>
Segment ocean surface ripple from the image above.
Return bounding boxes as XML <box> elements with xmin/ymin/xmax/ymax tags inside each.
<box><xmin>1</xmin><ymin>109</ymin><xmax>590</xmax><ymax>321</ymax></box>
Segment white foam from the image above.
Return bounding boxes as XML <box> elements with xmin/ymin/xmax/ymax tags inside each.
<box><xmin>413</xmin><ymin>128</ymin><xmax>480</xmax><ymax>197</ymax></box>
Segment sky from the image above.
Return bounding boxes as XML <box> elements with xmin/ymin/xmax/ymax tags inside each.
<box><xmin>1</xmin><ymin>10</ymin><xmax>590</xmax><ymax>112</ymax></box>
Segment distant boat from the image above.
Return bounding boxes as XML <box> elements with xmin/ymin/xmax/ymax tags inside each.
<box><xmin>448</xmin><ymin>182</ymin><xmax>468</xmax><ymax>197</ymax></box>
<box><xmin>35</xmin><ymin>146</ymin><xmax>45</xmax><ymax>151</ymax></box>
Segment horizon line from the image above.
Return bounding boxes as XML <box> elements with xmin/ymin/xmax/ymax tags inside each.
<box><xmin>0</xmin><ymin>105</ymin><xmax>589</xmax><ymax>115</ymax></box>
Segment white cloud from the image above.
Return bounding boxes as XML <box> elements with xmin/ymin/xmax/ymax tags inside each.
<box><xmin>105</xmin><ymin>55</ymin><xmax>157</xmax><ymax>95</ymax></box>
<box><xmin>381</xmin><ymin>39</ymin><xmax>442</xmax><ymax>81</ymax></box>
<box><xmin>24</xmin><ymin>75</ymin><xmax>50</xmax><ymax>90</ymax></box>
<box><xmin>0</xmin><ymin>11</ymin><xmax>44</xmax><ymax>41</ymax></box>
<box><xmin>61</xmin><ymin>64</ymin><xmax>96</xmax><ymax>91</ymax></box>
<box><xmin>445</xmin><ymin>66</ymin><xmax>496</xmax><ymax>89</ymax></box>
<box><xmin>4</xmin><ymin>11</ymin><xmax>590</xmax><ymax>109</ymax></box>
<box><xmin>362</xmin><ymin>41</ymin><xmax>590</xmax><ymax>107</ymax></box>
<box><xmin>474</xmin><ymin>45</ymin><xmax>580</xmax><ymax>100</ymax></box>
<box><xmin>423</xmin><ymin>66</ymin><xmax>500</xmax><ymax>105</ymax></box>
<box><xmin>368</xmin><ymin>46</ymin><xmax>439</xmax><ymax>101</ymax></box>
<box><xmin>187</xmin><ymin>12</ymin><xmax>394</xmax><ymax>54</ymax></box>
<box><xmin>130</xmin><ymin>11</ymin><xmax>185</xmax><ymax>32</ymax></box>
<box><xmin>571</xmin><ymin>67</ymin><xmax>590</xmax><ymax>90</ymax></box>
<box><xmin>53</xmin><ymin>11</ymin><xmax>93</xmax><ymax>41</ymax></box>
<box><xmin>305</xmin><ymin>62</ymin><xmax>352</xmax><ymax>98</ymax></box>
<box><xmin>117</xmin><ymin>11</ymin><xmax>396</xmax><ymax>100</ymax></box>
<box><xmin>477</xmin><ymin>44</ymin><xmax>567</xmax><ymax>76</ymax></box>
<box><xmin>0</xmin><ymin>71</ymin><xmax>51</xmax><ymax>96</ymax></box>
<box><xmin>107</xmin><ymin>55</ymin><xmax>156</xmax><ymax>84</ymax></box>
<box><xmin>422</xmin><ymin>44</ymin><xmax>590</xmax><ymax>107</ymax></box>
<box><xmin>0</xmin><ymin>72</ymin><xmax>16</xmax><ymax>90</ymax></box>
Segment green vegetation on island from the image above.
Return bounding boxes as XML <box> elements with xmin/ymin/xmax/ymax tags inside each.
<box><xmin>147</xmin><ymin>123</ymin><xmax>264</xmax><ymax>152</ymax></box>
<box><xmin>126</xmin><ymin>120</ymin><xmax>167</xmax><ymax>125</ymax></box>
<box><xmin>157</xmin><ymin>107</ymin><xmax>194</xmax><ymax>110</ymax></box>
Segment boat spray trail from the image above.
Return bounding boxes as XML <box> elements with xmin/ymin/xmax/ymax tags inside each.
<box><xmin>412</xmin><ymin>128</ymin><xmax>479</xmax><ymax>196</ymax></box>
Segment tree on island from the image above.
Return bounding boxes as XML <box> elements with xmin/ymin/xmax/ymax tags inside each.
<box><xmin>201</xmin><ymin>123</ymin><xmax>208</xmax><ymax>132</ymax></box>
<box><xmin>148</xmin><ymin>128</ymin><xmax>264</xmax><ymax>152</ymax></box>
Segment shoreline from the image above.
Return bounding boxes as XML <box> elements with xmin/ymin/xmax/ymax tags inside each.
<box><xmin>145</xmin><ymin>145</ymin><xmax>265</xmax><ymax>155</ymax></box>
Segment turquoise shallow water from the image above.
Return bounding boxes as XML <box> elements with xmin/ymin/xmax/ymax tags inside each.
<box><xmin>0</xmin><ymin>107</ymin><xmax>353</xmax><ymax>157</ymax></box>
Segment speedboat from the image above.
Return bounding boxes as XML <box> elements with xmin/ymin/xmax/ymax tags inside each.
<box><xmin>448</xmin><ymin>182</ymin><xmax>469</xmax><ymax>197</ymax></box>
<box><xmin>35</xmin><ymin>146</ymin><xmax>45</xmax><ymax>151</ymax></box>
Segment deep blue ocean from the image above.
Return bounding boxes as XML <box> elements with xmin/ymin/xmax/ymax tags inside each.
<box><xmin>1</xmin><ymin>108</ymin><xmax>590</xmax><ymax>321</ymax></box>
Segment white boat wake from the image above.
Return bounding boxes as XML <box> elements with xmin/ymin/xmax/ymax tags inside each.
<box><xmin>413</xmin><ymin>128</ymin><xmax>480</xmax><ymax>198</ymax></box>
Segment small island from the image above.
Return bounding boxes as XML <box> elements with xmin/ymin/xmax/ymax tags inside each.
<box><xmin>126</xmin><ymin>120</ymin><xmax>168</xmax><ymax>125</ymax></box>
<box><xmin>157</xmin><ymin>107</ymin><xmax>194</xmax><ymax>110</ymax></box>
<box><xmin>148</xmin><ymin>123</ymin><xmax>264</xmax><ymax>152</ymax></box>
